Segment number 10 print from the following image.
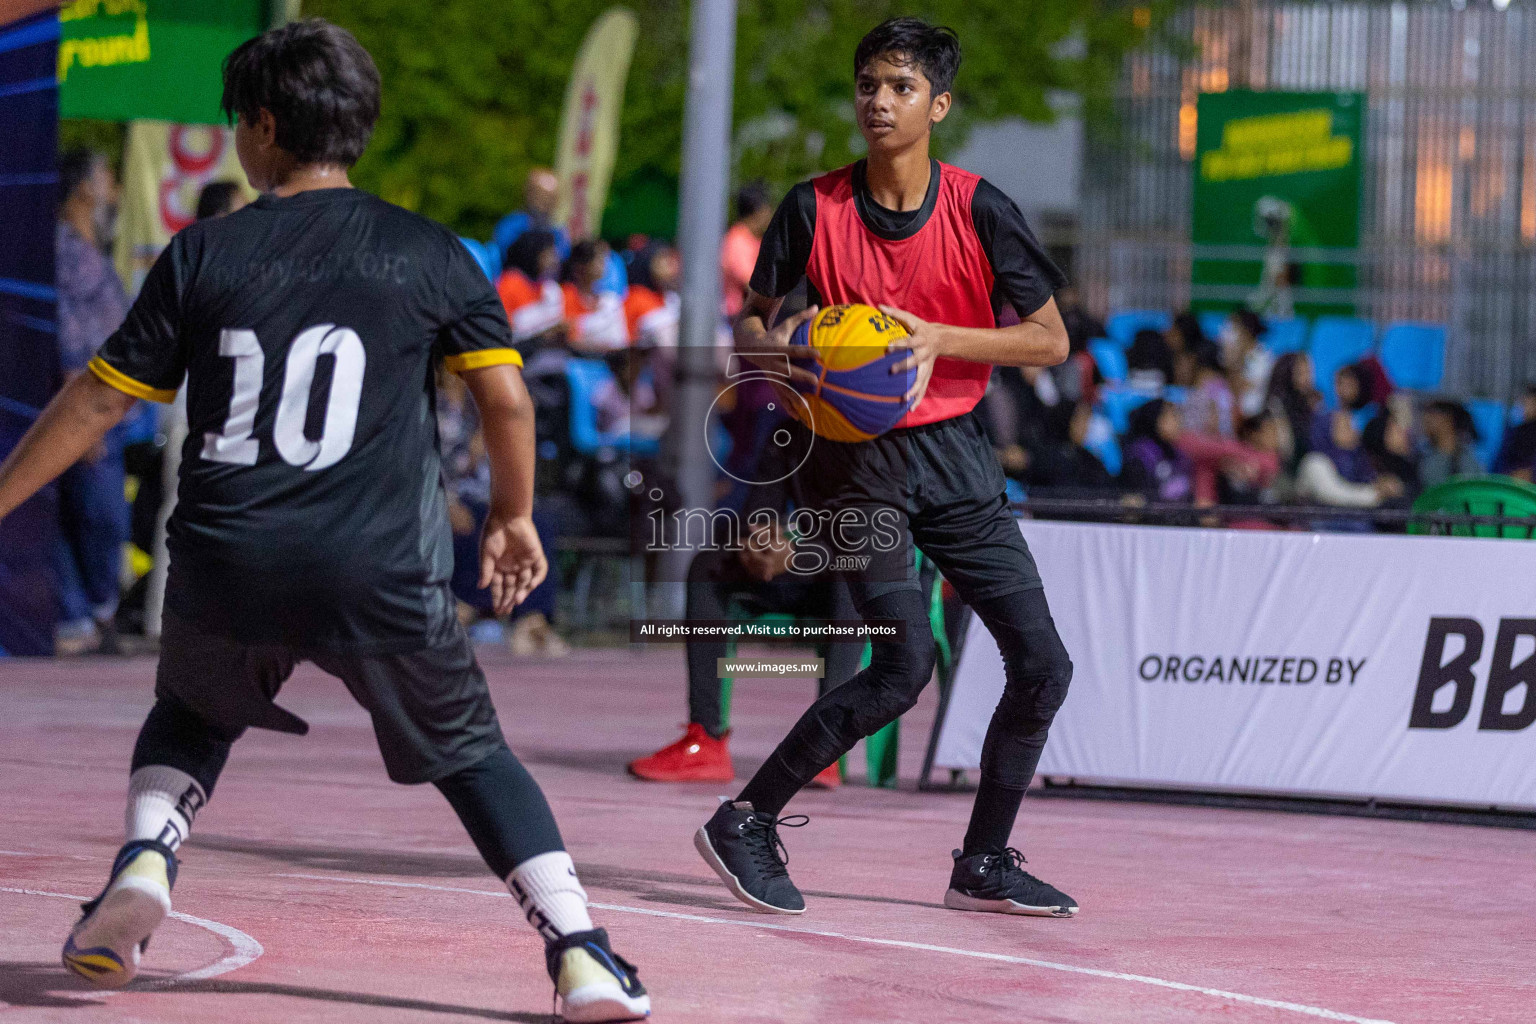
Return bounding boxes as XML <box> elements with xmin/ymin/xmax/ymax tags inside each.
<box><xmin>201</xmin><ymin>325</ymin><xmax>366</xmax><ymax>472</ymax></box>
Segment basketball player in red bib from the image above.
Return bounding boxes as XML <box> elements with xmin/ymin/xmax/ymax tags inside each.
<box><xmin>694</xmin><ymin>18</ymin><xmax>1079</xmax><ymax>919</ymax></box>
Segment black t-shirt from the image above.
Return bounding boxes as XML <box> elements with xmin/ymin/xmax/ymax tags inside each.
<box><xmin>748</xmin><ymin>159</ymin><xmax>1065</xmax><ymax>322</ymax></box>
<box><xmin>90</xmin><ymin>188</ymin><xmax>522</xmax><ymax>652</ymax></box>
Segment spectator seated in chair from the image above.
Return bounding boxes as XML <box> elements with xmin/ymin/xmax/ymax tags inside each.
<box><xmin>628</xmin><ymin>443</ymin><xmax>859</xmax><ymax>787</ymax></box>
<box><xmin>1495</xmin><ymin>384</ymin><xmax>1536</xmax><ymax>482</ymax></box>
<box><xmin>1265</xmin><ymin>351</ymin><xmax>1323</xmax><ymax>471</ymax></box>
<box><xmin>496</xmin><ymin>228</ymin><xmax>566</xmax><ymax>347</ymax></box>
<box><xmin>623</xmin><ymin>242</ymin><xmax>682</xmax><ymax>406</ymax></box>
<box><xmin>1217</xmin><ymin>412</ymin><xmax>1289</xmax><ymax>508</ymax></box>
<box><xmin>1182</xmin><ymin>343</ymin><xmax>1238</xmax><ymax>439</ymax></box>
<box><xmin>1218</xmin><ymin>309</ymin><xmax>1274</xmax><ymax>418</ymax></box>
<box><xmin>1126</xmin><ymin>327</ymin><xmax>1174</xmax><ymax>390</ymax></box>
<box><xmin>1019</xmin><ymin>399</ymin><xmax>1116</xmax><ymax>496</ymax></box>
<box><xmin>561</xmin><ymin>240</ymin><xmax>630</xmax><ymax>354</ymax></box>
<box><xmin>592</xmin><ymin>344</ymin><xmax>668</xmax><ymax>441</ymax></box>
<box><xmin>1296</xmin><ymin>408</ymin><xmax>1404</xmax><ymax>511</ymax></box>
<box><xmin>1418</xmin><ymin>399</ymin><xmax>1482</xmax><ymax>489</ymax></box>
<box><xmin>1120</xmin><ymin>398</ymin><xmax>1195</xmax><ymax>503</ymax></box>
<box><xmin>1362</xmin><ymin>404</ymin><xmax>1421</xmax><ymax>504</ymax></box>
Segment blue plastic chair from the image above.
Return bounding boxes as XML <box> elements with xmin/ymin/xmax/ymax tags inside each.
<box><xmin>1379</xmin><ymin>322</ymin><xmax>1447</xmax><ymax>391</ymax></box>
<box><xmin>1097</xmin><ymin>386</ymin><xmax>1155</xmax><ymax>436</ymax></box>
<box><xmin>459</xmin><ymin>236</ymin><xmax>501</xmax><ymax>282</ymax></box>
<box><xmin>1466</xmin><ymin>398</ymin><xmax>1507</xmax><ymax>472</ymax></box>
<box><xmin>1263</xmin><ymin>317</ymin><xmax>1309</xmax><ymax>354</ymax></box>
<box><xmin>1309</xmin><ymin>317</ymin><xmax>1375</xmax><ymax>405</ymax></box>
<box><xmin>1105</xmin><ymin>309</ymin><xmax>1172</xmax><ymax>348</ymax></box>
<box><xmin>1087</xmin><ymin>338</ymin><xmax>1128</xmax><ymax>383</ymax></box>
<box><xmin>564</xmin><ymin>358</ymin><xmax>661</xmax><ymax>457</ymax></box>
<box><xmin>1198</xmin><ymin>311</ymin><xmax>1229</xmax><ymax>345</ymax></box>
<box><xmin>1085</xmin><ymin>431</ymin><xmax>1122</xmax><ymax>478</ymax></box>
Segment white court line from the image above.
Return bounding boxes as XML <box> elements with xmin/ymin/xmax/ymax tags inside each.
<box><xmin>276</xmin><ymin>872</ymin><xmax>1396</xmax><ymax>1024</ymax></box>
<box><xmin>0</xmin><ymin>886</ymin><xmax>264</xmax><ymax>989</ymax></box>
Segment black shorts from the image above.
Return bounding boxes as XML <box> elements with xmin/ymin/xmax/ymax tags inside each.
<box><xmin>791</xmin><ymin>410</ymin><xmax>1043</xmax><ymax>608</ymax></box>
<box><xmin>155</xmin><ymin>609</ymin><xmax>506</xmax><ymax>784</ymax></box>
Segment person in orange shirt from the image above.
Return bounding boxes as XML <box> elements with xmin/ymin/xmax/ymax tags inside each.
<box><xmin>720</xmin><ymin>182</ymin><xmax>772</xmax><ymax>317</ymax></box>
<box><xmin>494</xmin><ymin>229</ymin><xmax>565</xmax><ymax>345</ymax></box>
<box><xmin>623</xmin><ymin>242</ymin><xmax>682</xmax><ymax>409</ymax></box>
<box><xmin>624</xmin><ymin>243</ymin><xmax>681</xmax><ymax>349</ymax></box>
<box><xmin>561</xmin><ymin>240</ymin><xmax>629</xmax><ymax>353</ymax></box>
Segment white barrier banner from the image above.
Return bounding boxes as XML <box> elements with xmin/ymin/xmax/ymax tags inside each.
<box><xmin>935</xmin><ymin>521</ymin><xmax>1536</xmax><ymax>809</ymax></box>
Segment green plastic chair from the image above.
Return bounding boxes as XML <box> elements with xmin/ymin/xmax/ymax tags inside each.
<box><xmin>720</xmin><ymin>550</ymin><xmax>952</xmax><ymax>788</ymax></box>
<box><xmin>1407</xmin><ymin>475</ymin><xmax>1536</xmax><ymax>539</ymax></box>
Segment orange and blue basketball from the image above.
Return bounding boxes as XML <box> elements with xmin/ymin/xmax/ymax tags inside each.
<box><xmin>787</xmin><ymin>303</ymin><xmax>916</xmax><ymax>442</ymax></box>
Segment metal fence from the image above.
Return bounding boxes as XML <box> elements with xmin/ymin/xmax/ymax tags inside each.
<box><xmin>1080</xmin><ymin>0</ymin><xmax>1536</xmax><ymax>400</ymax></box>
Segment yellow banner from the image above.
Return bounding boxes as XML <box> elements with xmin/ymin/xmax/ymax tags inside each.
<box><xmin>554</xmin><ymin>7</ymin><xmax>639</xmax><ymax>240</ymax></box>
<box><xmin>113</xmin><ymin>120</ymin><xmax>255</xmax><ymax>293</ymax></box>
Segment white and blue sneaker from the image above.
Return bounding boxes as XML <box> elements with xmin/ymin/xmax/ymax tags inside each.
<box><xmin>62</xmin><ymin>839</ymin><xmax>177</xmax><ymax>988</ymax></box>
<box><xmin>545</xmin><ymin>927</ymin><xmax>650</xmax><ymax>1022</ymax></box>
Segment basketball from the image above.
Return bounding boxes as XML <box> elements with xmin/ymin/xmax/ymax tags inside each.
<box><xmin>787</xmin><ymin>303</ymin><xmax>917</xmax><ymax>442</ymax></box>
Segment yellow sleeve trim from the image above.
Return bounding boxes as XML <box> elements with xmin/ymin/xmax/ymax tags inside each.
<box><xmin>443</xmin><ymin>347</ymin><xmax>524</xmax><ymax>373</ymax></box>
<box><xmin>87</xmin><ymin>356</ymin><xmax>178</xmax><ymax>403</ymax></box>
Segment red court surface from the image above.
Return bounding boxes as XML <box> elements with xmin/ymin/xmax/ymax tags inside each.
<box><xmin>2</xmin><ymin>646</ymin><xmax>1533</xmax><ymax>1024</ymax></box>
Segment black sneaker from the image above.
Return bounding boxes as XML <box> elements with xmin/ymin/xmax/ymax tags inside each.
<box><xmin>693</xmin><ymin>800</ymin><xmax>808</xmax><ymax>915</ymax></box>
<box><xmin>944</xmin><ymin>848</ymin><xmax>1078</xmax><ymax>918</ymax></box>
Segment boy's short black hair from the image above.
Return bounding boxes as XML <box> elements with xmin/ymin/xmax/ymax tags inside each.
<box><xmin>221</xmin><ymin>18</ymin><xmax>381</xmax><ymax>167</ymax></box>
<box><xmin>854</xmin><ymin>17</ymin><xmax>961</xmax><ymax>97</ymax></box>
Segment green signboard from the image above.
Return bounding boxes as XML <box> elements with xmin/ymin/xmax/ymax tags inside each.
<box><xmin>58</xmin><ymin>0</ymin><xmax>268</xmax><ymax>125</ymax></box>
<box><xmin>1191</xmin><ymin>91</ymin><xmax>1364</xmax><ymax>317</ymax></box>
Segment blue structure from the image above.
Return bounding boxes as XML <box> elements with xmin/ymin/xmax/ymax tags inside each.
<box><xmin>0</xmin><ymin>12</ymin><xmax>60</xmax><ymax>656</ymax></box>
<box><xmin>1263</xmin><ymin>317</ymin><xmax>1309</xmax><ymax>354</ymax></box>
<box><xmin>1087</xmin><ymin>338</ymin><xmax>1128</xmax><ymax>384</ymax></box>
<box><xmin>1378</xmin><ymin>322</ymin><xmax>1447</xmax><ymax>391</ymax></box>
<box><xmin>1465</xmin><ymin>398</ymin><xmax>1508</xmax><ymax>473</ymax></box>
<box><xmin>1104</xmin><ymin>309</ymin><xmax>1171</xmax><ymax>347</ymax></box>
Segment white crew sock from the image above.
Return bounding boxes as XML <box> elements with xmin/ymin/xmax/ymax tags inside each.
<box><xmin>125</xmin><ymin>765</ymin><xmax>206</xmax><ymax>853</ymax></box>
<box><xmin>507</xmin><ymin>851</ymin><xmax>594</xmax><ymax>942</ymax></box>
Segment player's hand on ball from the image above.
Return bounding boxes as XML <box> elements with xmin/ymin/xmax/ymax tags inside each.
<box><xmin>766</xmin><ymin>304</ymin><xmax>819</xmax><ymax>348</ymax></box>
<box><xmin>879</xmin><ymin>305</ymin><xmax>942</xmax><ymax>407</ymax></box>
<box><xmin>745</xmin><ymin>304</ymin><xmax>821</xmax><ymax>390</ymax></box>
<box><xmin>479</xmin><ymin>513</ymin><xmax>548</xmax><ymax>616</ymax></box>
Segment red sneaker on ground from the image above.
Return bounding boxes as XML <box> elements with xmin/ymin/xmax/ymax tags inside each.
<box><xmin>807</xmin><ymin>762</ymin><xmax>842</xmax><ymax>789</ymax></box>
<box><xmin>628</xmin><ymin>723</ymin><xmax>734</xmax><ymax>782</ymax></box>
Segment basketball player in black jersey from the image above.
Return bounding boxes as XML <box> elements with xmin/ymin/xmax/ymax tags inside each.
<box><xmin>0</xmin><ymin>21</ymin><xmax>647</xmax><ymax>1022</ymax></box>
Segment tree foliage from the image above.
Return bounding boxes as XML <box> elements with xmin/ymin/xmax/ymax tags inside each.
<box><xmin>305</xmin><ymin>0</ymin><xmax>1166</xmax><ymax>238</ymax></box>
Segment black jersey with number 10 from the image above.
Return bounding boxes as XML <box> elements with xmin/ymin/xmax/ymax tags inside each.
<box><xmin>89</xmin><ymin>188</ymin><xmax>522</xmax><ymax>653</ymax></box>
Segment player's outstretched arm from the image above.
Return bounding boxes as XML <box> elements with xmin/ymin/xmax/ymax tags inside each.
<box><xmin>0</xmin><ymin>372</ymin><xmax>138</xmax><ymax>520</ymax></box>
<box><xmin>461</xmin><ymin>363</ymin><xmax>547</xmax><ymax>615</ymax></box>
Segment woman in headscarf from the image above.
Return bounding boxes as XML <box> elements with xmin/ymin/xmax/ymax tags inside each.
<box><xmin>1296</xmin><ymin>409</ymin><xmax>1403</xmax><ymax>509</ymax></box>
<box><xmin>1120</xmin><ymin>399</ymin><xmax>1194</xmax><ymax>502</ymax></box>
<box><xmin>1265</xmin><ymin>351</ymin><xmax>1322</xmax><ymax>468</ymax></box>
<box><xmin>1362</xmin><ymin>406</ymin><xmax>1420</xmax><ymax>501</ymax></box>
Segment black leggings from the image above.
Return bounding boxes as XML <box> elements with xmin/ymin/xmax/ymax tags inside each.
<box><xmin>738</xmin><ymin>586</ymin><xmax>1072</xmax><ymax>854</ymax></box>
<box><xmin>132</xmin><ymin>695</ymin><xmax>562</xmax><ymax>879</ymax></box>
